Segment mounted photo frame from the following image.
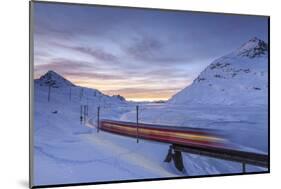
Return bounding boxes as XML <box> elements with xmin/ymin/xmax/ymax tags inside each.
<box><xmin>29</xmin><ymin>1</ymin><xmax>270</xmax><ymax>188</ymax></box>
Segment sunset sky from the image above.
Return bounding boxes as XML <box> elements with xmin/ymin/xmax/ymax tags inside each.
<box><xmin>33</xmin><ymin>2</ymin><xmax>268</xmax><ymax>101</ymax></box>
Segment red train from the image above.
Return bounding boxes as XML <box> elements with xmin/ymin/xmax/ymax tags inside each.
<box><xmin>99</xmin><ymin>119</ymin><xmax>227</xmax><ymax>148</ymax></box>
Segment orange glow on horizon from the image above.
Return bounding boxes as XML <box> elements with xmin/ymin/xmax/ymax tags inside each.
<box><xmin>73</xmin><ymin>79</ymin><xmax>181</xmax><ymax>102</ymax></box>
<box><xmin>35</xmin><ymin>72</ymin><xmax>188</xmax><ymax>102</ymax></box>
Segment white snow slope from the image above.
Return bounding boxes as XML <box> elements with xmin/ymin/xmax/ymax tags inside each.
<box><xmin>169</xmin><ymin>37</ymin><xmax>268</xmax><ymax>105</ymax></box>
<box><xmin>33</xmin><ymin>71</ymin><xmax>178</xmax><ymax>186</ymax></box>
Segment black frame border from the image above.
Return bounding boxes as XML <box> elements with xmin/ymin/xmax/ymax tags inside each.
<box><xmin>29</xmin><ymin>0</ymin><xmax>270</xmax><ymax>188</ymax></box>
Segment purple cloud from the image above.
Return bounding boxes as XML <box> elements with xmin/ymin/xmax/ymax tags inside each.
<box><xmin>72</xmin><ymin>46</ymin><xmax>118</xmax><ymax>62</ymax></box>
<box><xmin>65</xmin><ymin>71</ymin><xmax>126</xmax><ymax>80</ymax></box>
<box><xmin>52</xmin><ymin>42</ymin><xmax>119</xmax><ymax>62</ymax></box>
<box><xmin>123</xmin><ymin>35</ymin><xmax>194</xmax><ymax>64</ymax></box>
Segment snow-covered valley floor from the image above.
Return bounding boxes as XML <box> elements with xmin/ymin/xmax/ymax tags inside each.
<box><xmin>33</xmin><ymin>83</ymin><xmax>268</xmax><ymax>186</ymax></box>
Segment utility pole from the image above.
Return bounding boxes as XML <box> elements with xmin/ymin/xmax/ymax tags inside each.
<box><xmin>80</xmin><ymin>105</ymin><xmax>83</xmax><ymax>124</ymax></box>
<box><xmin>80</xmin><ymin>88</ymin><xmax>84</xmax><ymax>101</ymax></box>
<box><xmin>97</xmin><ymin>106</ymin><xmax>100</xmax><ymax>133</ymax></box>
<box><xmin>83</xmin><ymin>105</ymin><xmax>86</xmax><ymax>124</ymax></box>
<box><xmin>86</xmin><ymin>105</ymin><xmax>88</xmax><ymax>123</ymax></box>
<box><xmin>136</xmin><ymin>105</ymin><xmax>139</xmax><ymax>143</ymax></box>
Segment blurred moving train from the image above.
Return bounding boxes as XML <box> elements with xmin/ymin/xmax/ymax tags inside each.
<box><xmin>99</xmin><ymin>119</ymin><xmax>228</xmax><ymax>149</ymax></box>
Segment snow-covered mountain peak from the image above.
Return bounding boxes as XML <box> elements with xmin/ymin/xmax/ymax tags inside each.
<box><xmin>36</xmin><ymin>70</ymin><xmax>75</xmax><ymax>87</ymax></box>
<box><xmin>169</xmin><ymin>37</ymin><xmax>268</xmax><ymax>106</ymax></box>
<box><xmin>35</xmin><ymin>70</ymin><xmax>129</xmax><ymax>104</ymax></box>
<box><xmin>234</xmin><ymin>37</ymin><xmax>268</xmax><ymax>58</ymax></box>
<box><xmin>112</xmin><ymin>94</ymin><xmax>126</xmax><ymax>101</ymax></box>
